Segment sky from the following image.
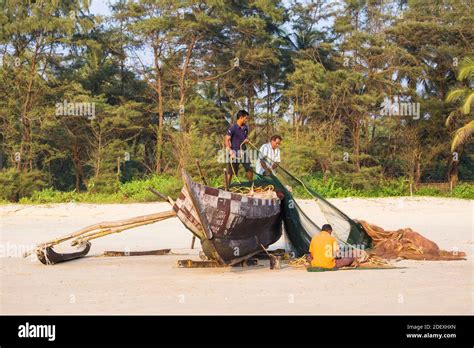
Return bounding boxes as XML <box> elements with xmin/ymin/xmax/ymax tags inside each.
<box><xmin>89</xmin><ymin>0</ymin><xmax>113</xmax><ymax>16</ymax></box>
<box><xmin>88</xmin><ymin>0</ymin><xmax>308</xmax><ymax>16</ymax></box>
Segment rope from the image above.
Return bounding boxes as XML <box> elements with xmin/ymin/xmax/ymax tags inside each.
<box><xmin>288</xmin><ymin>256</ymin><xmax>309</xmax><ymax>268</ymax></box>
<box><xmin>228</xmin><ymin>184</ymin><xmax>275</xmax><ymax>195</ymax></box>
<box><xmin>354</xmin><ymin>252</ymin><xmax>391</xmax><ymax>267</ymax></box>
<box><xmin>39</xmin><ymin>248</ymin><xmax>52</xmax><ymax>266</ymax></box>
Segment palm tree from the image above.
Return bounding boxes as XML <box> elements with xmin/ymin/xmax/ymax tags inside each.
<box><xmin>446</xmin><ymin>57</ymin><xmax>474</xmax><ymax>152</ymax></box>
<box><xmin>445</xmin><ymin>57</ymin><xmax>473</xmax><ymax>183</ymax></box>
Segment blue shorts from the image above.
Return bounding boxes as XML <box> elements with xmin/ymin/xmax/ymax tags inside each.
<box><xmin>228</xmin><ymin>161</ymin><xmax>252</xmax><ymax>175</ymax></box>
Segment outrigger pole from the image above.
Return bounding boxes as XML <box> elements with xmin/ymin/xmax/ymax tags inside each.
<box><xmin>23</xmin><ymin>207</ymin><xmax>176</xmax><ymax>264</ymax></box>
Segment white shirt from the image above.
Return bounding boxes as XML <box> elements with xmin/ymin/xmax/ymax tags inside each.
<box><xmin>255</xmin><ymin>143</ymin><xmax>281</xmax><ymax>175</ymax></box>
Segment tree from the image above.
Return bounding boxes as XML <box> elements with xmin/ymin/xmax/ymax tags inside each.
<box><xmin>0</xmin><ymin>0</ymin><xmax>91</xmax><ymax>172</ymax></box>
<box><xmin>388</xmin><ymin>0</ymin><xmax>474</xmax><ymax>182</ymax></box>
<box><xmin>446</xmin><ymin>57</ymin><xmax>474</xmax><ymax>152</ymax></box>
<box><xmin>445</xmin><ymin>57</ymin><xmax>474</xmax><ymax>184</ymax></box>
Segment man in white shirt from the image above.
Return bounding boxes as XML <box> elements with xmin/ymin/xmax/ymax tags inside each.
<box><xmin>255</xmin><ymin>135</ymin><xmax>282</xmax><ymax>176</ymax></box>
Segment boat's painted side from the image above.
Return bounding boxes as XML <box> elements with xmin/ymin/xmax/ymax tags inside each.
<box><xmin>173</xmin><ymin>170</ymin><xmax>283</xmax><ymax>264</ymax></box>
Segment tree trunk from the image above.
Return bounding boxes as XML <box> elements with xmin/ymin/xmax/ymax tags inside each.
<box><xmin>18</xmin><ymin>35</ymin><xmax>42</xmax><ymax>172</ymax></box>
<box><xmin>414</xmin><ymin>152</ymin><xmax>421</xmax><ymax>184</ymax></box>
<box><xmin>247</xmin><ymin>85</ymin><xmax>255</xmax><ymax>118</ymax></box>
<box><xmin>450</xmin><ymin>163</ymin><xmax>459</xmax><ymax>184</ymax></box>
<box><xmin>178</xmin><ymin>36</ymin><xmax>197</xmax><ymax>132</ymax></box>
<box><xmin>95</xmin><ymin>132</ymin><xmax>102</xmax><ymax>179</ymax></box>
<box><xmin>293</xmin><ymin>97</ymin><xmax>297</xmax><ymax>131</ymax></box>
<box><xmin>364</xmin><ymin>118</ymin><xmax>370</xmax><ymax>153</ymax></box>
<box><xmin>352</xmin><ymin>118</ymin><xmax>361</xmax><ymax>172</ymax></box>
<box><xmin>371</xmin><ymin>118</ymin><xmax>376</xmax><ymax>142</ymax></box>
<box><xmin>153</xmin><ymin>42</ymin><xmax>164</xmax><ymax>174</ymax></box>
<box><xmin>446</xmin><ymin>122</ymin><xmax>462</xmax><ymax>185</ymax></box>
<box><xmin>266</xmin><ymin>81</ymin><xmax>272</xmax><ymax>138</ymax></box>
<box><xmin>155</xmin><ymin>97</ymin><xmax>164</xmax><ymax>174</ymax></box>
<box><xmin>72</xmin><ymin>138</ymin><xmax>85</xmax><ymax>192</ymax></box>
<box><xmin>295</xmin><ymin>95</ymin><xmax>300</xmax><ymax>140</ymax></box>
<box><xmin>155</xmin><ymin>69</ymin><xmax>164</xmax><ymax>174</ymax></box>
<box><xmin>447</xmin><ymin>151</ymin><xmax>461</xmax><ymax>184</ymax></box>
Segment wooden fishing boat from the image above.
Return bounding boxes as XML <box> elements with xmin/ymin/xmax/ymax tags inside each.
<box><xmin>173</xmin><ymin>170</ymin><xmax>283</xmax><ymax>265</ymax></box>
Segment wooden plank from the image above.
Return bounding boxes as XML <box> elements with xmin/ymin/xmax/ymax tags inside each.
<box><xmin>147</xmin><ymin>187</ymin><xmax>168</xmax><ymax>201</ymax></box>
<box><xmin>103</xmin><ymin>249</ymin><xmax>171</xmax><ymax>257</ymax></box>
<box><xmin>181</xmin><ymin>169</ymin><xmax>214</xmax><ymax>240</ymax></box>
<box><xmin>177</xmin><ymin>259</ymin><xmax>223</xmax><ymax>268</ymax></box>
<box><xmin>177</xmin><ymin>258</ymin><xmax>259</xmax><ymax>268</ymax></box>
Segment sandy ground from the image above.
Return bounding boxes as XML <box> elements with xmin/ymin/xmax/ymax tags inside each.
<box><xmin>0</xmin><ymin>197</ymin><xmax>472</xmax><ymax>315</ymax></box>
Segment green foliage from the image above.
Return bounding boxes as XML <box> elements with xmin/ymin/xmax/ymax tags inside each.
<box><xmin>0</xmin><ymin>169</ymin><xmax>48</xmax><ymax>202</ymax></box>
<box><xmin>19</xmin><ymin>189</ymin><xmax>124</xmax><ymax>204</ymax></box>
<box><xmin>373</xmin><ymin>179</ymin><xmax>409</xmax><ymax>197</ymax></box>
<box><xmin>118</xmin><ymin>175</ymin><xmax>182</xmax><ymax>201</ymax></box>
<box><xmin>303</xmin><ymin>176</ymin><xmax>360</xmax><ymax>198</ymax></box>
<box><xmin>339</xmin><ymin>166</ymin><xmax>383</xmax><ymax>191</ymax></box>
<box><xmin>87</xmin><ymin>173</ymin><xmax>120</xmax><ymax>195</ymax></box>
<box><xmin>296</xmin><ymin>175</ymin><xmax>408</xmax><ymax>198</ymax></box>
<box><xmin>414</xmin><ymin>186</ymin><xmax>443</xmax><ymax>197</ymax></box>
<box><xmin>452</xmin><ymin>183</ymin><xmax>474</xmax><ymax>199</ymax></box>
<box><xmin>19</xmin><ymin>174</ymin><xmax>182</xmax><ymax>204</ymax></box>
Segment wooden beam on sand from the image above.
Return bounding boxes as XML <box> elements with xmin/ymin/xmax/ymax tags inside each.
<box><xmin>103</xmin><ymin>249</ymin><xmax>171</xmax><ymax>257</ymax></box>
<box><xmin>177</xmin><ymin>258</ymin><xmax>259</xmax><ymax>268</ymax></box>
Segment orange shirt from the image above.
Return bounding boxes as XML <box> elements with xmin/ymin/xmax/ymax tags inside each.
<box><xmin>309</xmin><ymin>231</ymin><xmax>339</xmax><ymax>269</ymax></box>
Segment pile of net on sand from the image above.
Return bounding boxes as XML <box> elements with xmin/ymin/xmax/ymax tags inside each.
<box><xmin>357</xmin><ymin>220</ymin><xmax>466</xmax><ymax>261</ymax></box>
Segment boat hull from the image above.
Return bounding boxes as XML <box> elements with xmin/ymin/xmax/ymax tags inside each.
<box><xmin>173</xmin><ymin>171</ymin><xmax>282</xmax><ymax>265</ymax></box>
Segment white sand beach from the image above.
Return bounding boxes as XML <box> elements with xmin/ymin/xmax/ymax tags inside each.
<box><xmin>1</xmin><ymin>197</ymin><xmax>472</xmax><ymax>315</ymax></box>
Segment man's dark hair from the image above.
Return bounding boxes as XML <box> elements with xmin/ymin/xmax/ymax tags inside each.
<box><xmin>321</xmin><ymin>224</ymin><xmax>333</xmax><ymax>232</ymax></box>
<box><xmin>270</xmin><ymin>134</ymin><xmax>282</xmax><ymax>141</ymax></box>
<box><xmin>236</xmin><ymin>109</ymin><xmax>249</xmax><ymax>119</ymax></box>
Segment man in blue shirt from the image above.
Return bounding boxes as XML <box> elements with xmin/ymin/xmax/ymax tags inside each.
<box><xmin>224</xmin><ymin>110</ymin><xmax>253</xmax><ymax>183</ymax></box>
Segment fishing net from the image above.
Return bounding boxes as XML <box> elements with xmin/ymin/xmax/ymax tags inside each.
<box><xmin>229</xmin><ymin>167</ymin><xmax>371</xmax><ymax>257</ymax></box>
<box><xmin>358</xmin><ymin>220</ymin><xmax>466</xmax><ymax>261</ymax></box>
<box><xmin>271</xmin><ymin>166</ymin><xmax>372</xmax><ymax>256</ymax></box>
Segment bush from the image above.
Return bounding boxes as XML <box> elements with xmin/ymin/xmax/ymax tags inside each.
<box><xmin>343</xmin><ymin>166</ymin><xmax>382</xmax><ymax>191</ymax></box>
<box><xmin>303</xmin><ymin>176</ymin><xmax>360</xmax><ymax>198</ymax></box>
<box><xmin>19</xmin><ymin>174</ymin><xmax>183</xmax><ymax>204</ymax></box>
<box><xmin>0</xmin><ymin>169</ymin><xmax>48</xmax><ymax>202</ymax></box>
<box><xmin>20</xmin><ymin>188</ymin><xmax>76</xmax><ymax>204</ymax></box>
<box><xmin>119</xmin><ymin>175</ymin><xmax>182</xmax><ymax>201</ymax></box>
<box><xmin>292</xmin><ymin>175</ymin><xmax>409</xmax><ymax>199</ymax></box>
<box><xmin>368</xmin><ymin>178</ymin><xmax>409</xmax><ymax>197</ymax></box>
<box><xmin>452</xmin><ymin>183</ymin><xmax>474</xmax><ymax>199</ymax></box>
<box><xmin>414</xmin><ymin>186</ymin><xmax>442</xmax><ymax>196</ymax></box>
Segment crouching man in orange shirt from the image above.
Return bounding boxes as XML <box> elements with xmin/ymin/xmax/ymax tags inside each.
<box><xmin>308</xmin><ymin>224</ymin><xmax>354</xmax><ymax>269</ymax></box>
